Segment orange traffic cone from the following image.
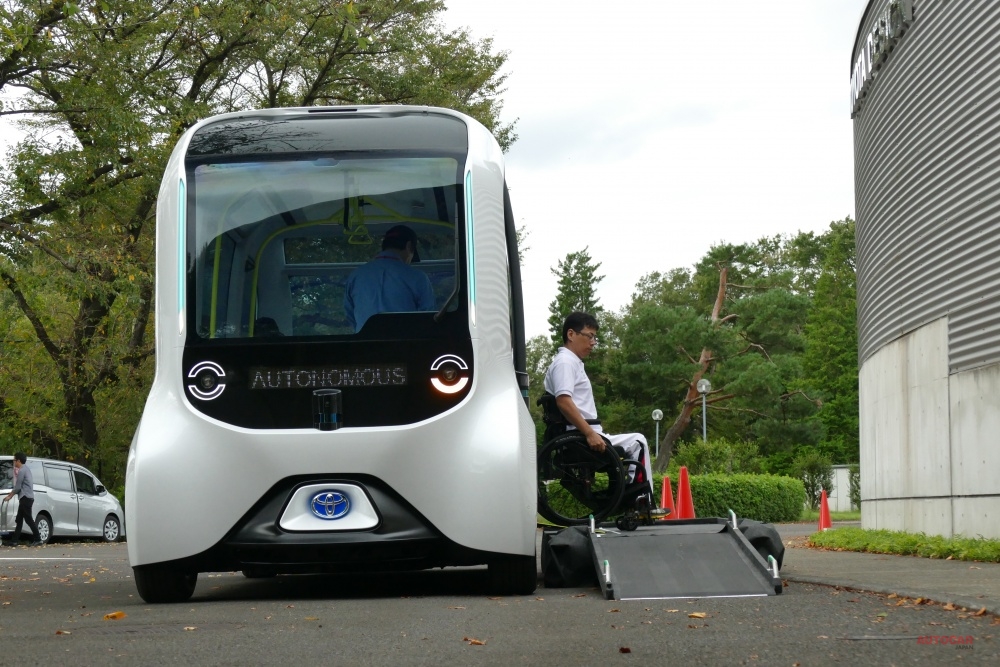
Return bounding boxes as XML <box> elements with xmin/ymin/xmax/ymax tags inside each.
<box><xmin>659</xmin><ymin>476</ymin><xmax>676</xmax><ymax>516</ymax></box>
<box><xmin>818</xmin><ymin>489</ymin><xmax>832</xmax><ymax>531</ymax></box>
<box><xmin>675</xmin><ymin>466</ymin><xmax>696</xmax><ymax>519</ymax></box>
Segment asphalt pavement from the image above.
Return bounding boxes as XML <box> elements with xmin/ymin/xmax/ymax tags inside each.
<box><xmin>776</xmin><ymin>521</ymin><xmax>1000</xmax><ymax>616</ymax></box>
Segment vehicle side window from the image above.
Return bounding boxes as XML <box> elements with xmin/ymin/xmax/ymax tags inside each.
<box><xmin>0</xmin><ymin>460</ymin><xmax>12</xmax><ymax>489</ymax></box>
<box><xmin>26</xmin><ymin>461</ymin><xmax>45</xmax><ymax>484</ymax></box>
<box><xmin>45</xmin><ymin>466</ymin><xmax>74</xmax><ymax>492</ymax></box>
<box><xmin>73</xmin><ymin>470</ymin><xmax>97</xmax><ymax>495</ymax></box>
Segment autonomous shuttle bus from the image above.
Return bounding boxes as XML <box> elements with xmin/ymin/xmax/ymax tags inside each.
<box><xmin>126</xmin><ymin>107</ymin><xmax>536</xmax><ymax>602</ymax></box>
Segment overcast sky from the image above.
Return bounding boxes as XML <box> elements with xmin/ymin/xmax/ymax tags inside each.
<box><xmin>443</xmin><ymin>0</ymin><xmax>864</xmax><ymax>339</ymax></box>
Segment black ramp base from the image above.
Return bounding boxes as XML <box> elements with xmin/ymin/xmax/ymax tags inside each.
<box><xmin>589</xmin><ymin>520</ymin><xmax>782</xmax><ymax>600</ymax></box>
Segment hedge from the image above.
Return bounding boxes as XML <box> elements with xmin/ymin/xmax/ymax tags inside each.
<box><xmin>543</xmin><ymin>473</ymin><xmax>805</xmax><ymax>524</ymax></box>
<box><xmin>671</xmin><ymin>474</ymin><xmax>805</xmax><ymax>524</ymax></box>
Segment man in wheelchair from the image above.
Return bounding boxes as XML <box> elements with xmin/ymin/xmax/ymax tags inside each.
<box><xmin>538</xmin><ymin>312</ymin><xmax>657</xmax><ymax>528</ymax></box>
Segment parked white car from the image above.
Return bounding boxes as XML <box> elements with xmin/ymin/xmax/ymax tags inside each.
<box><xmin>0</xmin><ymin>456</ymin><xmax>124</xmax><ymax>544</ymax></box>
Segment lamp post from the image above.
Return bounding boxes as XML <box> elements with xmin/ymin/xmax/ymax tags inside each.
<box><xmin>651</xmin><ymin>409</ymin><xmax>663</xmax><ymax>458</ymax></box>
<box><xmin>696</xmin><ymin>378</ymin><xmax>712</xmax><ymax>442</ymax></box>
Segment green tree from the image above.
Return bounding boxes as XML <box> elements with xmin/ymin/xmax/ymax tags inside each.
<box><xmin>546</xmin><ymin>247</ymin><xmax>604</xmax><ymax>346</ymax></box>
<box><xmin>801</xmin><ymin>218</ymin><xmax>858</xmax><ymax>463</ymax></box>
<box><xmin>607</xmin><ymin>233</ymin><xmax>833</xmax><ymax>472</ymax></box>
<box><xmin>0</xmin><ymin>0</ymin><xmax>514</xmax><ymax>485</ymax></box>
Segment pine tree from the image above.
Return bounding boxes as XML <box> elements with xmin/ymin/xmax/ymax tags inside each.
<box><xmin>546</xmin><ymin>248</ymin><xmax>604</xmax><ymax>345</ymax></box>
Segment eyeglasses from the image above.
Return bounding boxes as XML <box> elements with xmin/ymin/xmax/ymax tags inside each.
<box><xmin>572</xmin><ymin>330</ymin><xmax>599</xmax><ymax>343</ymax></box>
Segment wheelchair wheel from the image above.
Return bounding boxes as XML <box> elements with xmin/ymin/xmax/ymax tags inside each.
<box><xmin>537</xmin><ymin>432</ymin><xmax>626</xmax><ymax>526</ymax></box>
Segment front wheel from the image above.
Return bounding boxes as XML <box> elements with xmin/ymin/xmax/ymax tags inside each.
<box><xmin>34</xmin><ymin>513</ymin><xmax>52</xmax><ymax>544</ymax></box>
<box><xmin>133</xmin><ymin>565</ymin><xmax>197</xmax><ymax>603</ymax></box>
<box><xmin>102</xmin><ymin>516</ymin><xmax>121</xmax><ymax>542</ymax></box>
<box><xmin>488</xmin><ymin>554</ymin><xmax>537</xmax><ymax>595</ymax></box>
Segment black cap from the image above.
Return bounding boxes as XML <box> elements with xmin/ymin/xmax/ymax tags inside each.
<box><xmin>382</xmin><ymin>225</ymin><xmax>420</xmax><ymax>262</ymax></box>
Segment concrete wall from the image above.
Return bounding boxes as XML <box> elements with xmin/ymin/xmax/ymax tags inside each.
<box><xmin>859</xmin><ymin>317</ymin><xmax>1000</xmax><ymax>539</ymax></box>
<box><xmin>828</xmin><ymin>465</ymin><xmax>855</xmax><ymax>513</ymax></box>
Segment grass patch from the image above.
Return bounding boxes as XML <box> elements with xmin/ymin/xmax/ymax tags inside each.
<box><xmin>809</xmin><ymin>526</ymin><xmax>1000</xmax><ymax>562</ymax></box>
<box><xmin>799</xmin><ymin>508</ymin><xmax>860</xmax><ymax>522</ymax></box>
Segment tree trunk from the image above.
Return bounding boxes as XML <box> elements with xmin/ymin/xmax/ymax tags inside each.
<box><xmin>653</xmin><ymin>266</ymin><xmax>729</xmax><ymax>473</ymax></box>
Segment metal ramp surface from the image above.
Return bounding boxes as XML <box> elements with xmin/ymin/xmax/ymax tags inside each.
<box><xmin>589</xmin><ymin>518</ymin><xmax>782</xmax><ymax>600</ymax></box>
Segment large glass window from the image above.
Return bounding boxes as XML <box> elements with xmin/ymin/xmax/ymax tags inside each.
<box><xmin>190</xmin><ymin>155</ymin><xmax>462</xmax><ymax>338</ymax></box>
<box><xmin>0</xmin><ymin>460</ymin><xmax>11</xmax><ymax>489</ymax></box>
<box><xmin>73</xmin><ymin>470</ymin><xmax>97</xmax><ymax>495</ymax></box>
<box><xmin>45</xmin><ymin>466</ymin><xmax>74</xmax><ymax>492</ymax></box>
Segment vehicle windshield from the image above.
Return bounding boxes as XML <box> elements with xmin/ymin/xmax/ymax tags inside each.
<box><xmin>189</xmin><ymin>154</ymin><xmax>462</xmax><ymax>339</ymax></box>
<box><xmin>0</xmin><ymin>460</ymin><xmax>12</xmax><ymax>489</ymax></box>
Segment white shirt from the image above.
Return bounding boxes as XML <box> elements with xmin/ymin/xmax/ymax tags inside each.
<box><xmin>544</xmin><ymin>346</ymin><xmax>602</xmax><ymax>432</ymax></box>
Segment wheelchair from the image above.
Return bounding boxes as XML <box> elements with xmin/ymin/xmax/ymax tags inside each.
<box><xmin>536</xmin><ymin>394</ymin><xmax>658</xmax><ymax>531</ymax></box>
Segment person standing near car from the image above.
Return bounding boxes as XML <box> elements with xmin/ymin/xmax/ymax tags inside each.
<box><xmin>3</xmin><ymin>452</ymin><xmax>42</xmax><ymax>546</ymax></box>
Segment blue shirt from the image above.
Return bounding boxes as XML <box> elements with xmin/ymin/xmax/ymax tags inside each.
<box><xmin>344</xmin><ymin>251</ymin><xmax>436</xmax><ymax>332</ymax></box>
<box><xmin>12</xmin><ymin>463</ymin><xmax>33</xmax><ymax>500</ymax></box>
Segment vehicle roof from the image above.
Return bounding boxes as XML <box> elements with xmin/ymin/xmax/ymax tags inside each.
<box><xmin>0</xmin><ymin>455</ymin><xmax>94</xmax><ymax>470</ymax></box>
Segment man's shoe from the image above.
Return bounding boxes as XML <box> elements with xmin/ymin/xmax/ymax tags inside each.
<box><xmin>30</xmin><ymin>540</ymin><xmax>43</xmax><ymax>547</ymax></box>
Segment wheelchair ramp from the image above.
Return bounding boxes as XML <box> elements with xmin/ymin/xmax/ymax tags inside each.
<box><xmin>589</xmin><ymin>519</ymin><xmax>782</xmax><ymax>600</ymax></box>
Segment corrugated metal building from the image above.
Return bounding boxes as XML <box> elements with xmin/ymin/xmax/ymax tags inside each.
<box><xmin>853</xmin><ymin>0</ymin><xmax>1000</xmax><ymax>538</ymax></box>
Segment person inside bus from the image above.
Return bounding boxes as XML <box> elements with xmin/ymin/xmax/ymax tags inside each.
<box><xmin>344</xmin><ymin>224</ymin><xmax>436</xmax><ymax>332</ymax></box>
<box><xmin>543</xmin><ymin>311</ymin><xmax>654</xmax><ymax>497</ymax></box>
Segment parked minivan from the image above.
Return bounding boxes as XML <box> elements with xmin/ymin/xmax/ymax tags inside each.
<box><xmin>0</xmin><ymin>456</ymin><xmax>124</xmax><ymax>544</ymax></box>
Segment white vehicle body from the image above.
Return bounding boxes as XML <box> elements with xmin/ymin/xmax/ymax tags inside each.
<box><xmin>1</xmin><ymin>456</ymin><xmax>125</xmax><ymax>543</ymax></box>
<box><xmin>125</xmin><ymin>107</ymin><xmax>535</xmax><ymax>602</ymax></box>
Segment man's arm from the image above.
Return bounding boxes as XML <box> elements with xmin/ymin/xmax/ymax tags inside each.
<box><xmin>555</xmin><ymin>394</ymin><xmax>606</xmax><ymax>452</ymax></box>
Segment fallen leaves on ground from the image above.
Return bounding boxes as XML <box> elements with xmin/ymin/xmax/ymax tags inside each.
<box><xmin>54</xmin><ymin>630</ymin><xmax>71</xmax><ymax>635</ymax></box>
<box><xmin>184</xmin><ymin>626</ymin><xmax>197</xmax><ymax>631</ymax></box>
<box><xmin>688</xmin><ymin>612</ymin><xmax>707</xmax><ymax>619</ymax></box>
<box><xmin>103</xmin><ymin>611</ymin><xmax>126</xmax><ymax>620</ymax></box>
<box><xmin>463</xmin><ymin>636</ymin><xmax>486</xmax><ymax>646</ymax></box>
<box><xmin>619</xmin><ymin>647</ymin><xmax>631</xmax><ymax>653</ymax></box>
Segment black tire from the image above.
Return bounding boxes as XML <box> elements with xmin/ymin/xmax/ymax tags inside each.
<box><xmin>133</xmin><ymin>565</ymin><xmax>198</xmax><ymax>603</ymax></box>
<box><xmin>537</xmin><ymin>433</ymin><xmax>625</xmax><ymax>526</ymax></box>
<box><xmin>488</xmin><ymin>554</ymin><xmax>537</xmax><ymax>595</ymax></box>
<box><xmin>102</xmin><ymin>515</ymin><xmax>121</xmax><ymax>543</ymax></box>
<box><xmin>616</xmin><ymin>514</ymin><xmax>639</xmax><ymax>531</ymax></box>
<box><xmin>34</xmin><ymin>513</ymin><xmax>52</xmax><ymax>544</ymax></box>
<box><xmin>740</xmin><ymin>520</ymin><xmax>784</xmax><ymax>570</ymax></box>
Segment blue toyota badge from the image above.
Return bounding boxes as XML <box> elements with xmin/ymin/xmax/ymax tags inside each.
<box><xmin>310</xmin><ymin>490</ymin><xmax>350</xmax><ymax>520</ymax></box>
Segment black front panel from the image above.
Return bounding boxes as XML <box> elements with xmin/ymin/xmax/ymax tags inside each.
<box><xmin>182</xmin><ymin>323</ymin><xmax>473</xmax><ymax>429</ymax></box>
